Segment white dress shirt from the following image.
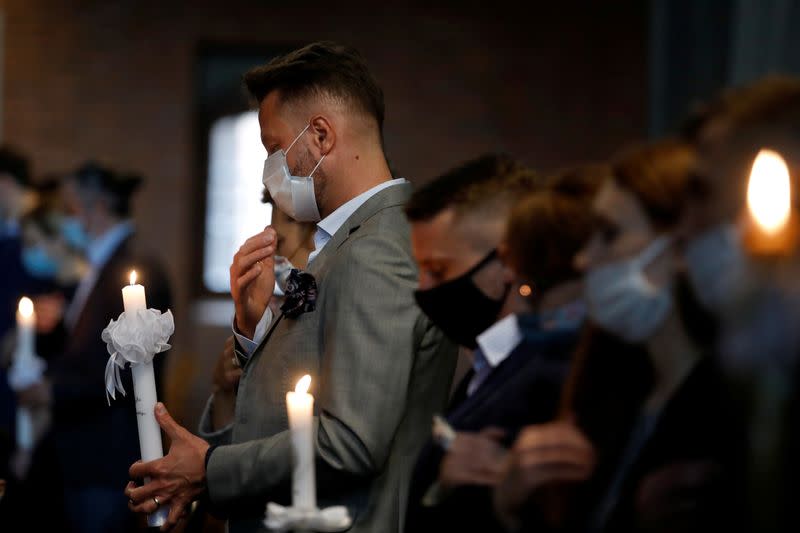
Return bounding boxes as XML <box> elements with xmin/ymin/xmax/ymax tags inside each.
<box><xmin>63</xmin><ymin>221</ymin><xmax>134</xmax><ymax>330</ymax></box>
<box><xmin>467</xmin><ymin>313</ymin><xmax>524</xmax><ymax>396</ymax></box>
<box><xmin>234</xmin><ymin>178</ymin><xmax>407</xmax><ymax>355</ymax></box>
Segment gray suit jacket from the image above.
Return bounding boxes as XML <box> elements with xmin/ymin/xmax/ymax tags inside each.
<box><xmin>199</xmin><ymin>183</ymin><xmax>457</xmax><ymax>533</ymax></box>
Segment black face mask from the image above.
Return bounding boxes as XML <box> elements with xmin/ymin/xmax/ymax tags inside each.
<box><xmin>414</xmin><ymin>249</ymin><xmax>510</xmax><ymax>349</ymax></box>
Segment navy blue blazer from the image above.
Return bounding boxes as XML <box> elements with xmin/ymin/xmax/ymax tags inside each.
<box><xmin>404</xmin><ymin>314</ymin><xmax>578</xmax><ymax>533</ymax></box>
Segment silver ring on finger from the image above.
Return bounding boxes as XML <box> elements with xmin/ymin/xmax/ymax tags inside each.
<box><xmin>153</xmin><ymin>496</ymin><xmax>161</xmax><ymax>508</ymax></box>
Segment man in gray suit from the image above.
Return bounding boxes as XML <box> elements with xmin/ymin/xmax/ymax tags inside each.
<box><xmin>125</xmin><ymin>42</ymin><xmax>457</xmax><ymax>532</ymax></box>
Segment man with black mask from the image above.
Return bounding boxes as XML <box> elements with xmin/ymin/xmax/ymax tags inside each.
<box><xmin>404</xmin><ymin>155</ymin><xmax>592</xmax><ymax>532</ymax></box>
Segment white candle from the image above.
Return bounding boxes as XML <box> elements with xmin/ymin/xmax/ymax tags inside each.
<box><xmin>287</xmin><ymin>374</ymin><xmax>316</xmax><ymax>510</ymax></box>
<box><xmin>15</xmin><ymin>297</ymin><xmax>36</xmax><ymax>450</ymax></box>
<box><xmin>122</xmin><ymin>270</ymin><xmax>169</xmax><ymax>528</ymax></box>
<box><xmin>122</xmin><ymin>270</ymin><xmax>147</xmax><ymax>312</ymax></box>
<box><xmin>16</xmin><ymin>297</ymin><xmax>35</xmax><ymax>360</ymax></box>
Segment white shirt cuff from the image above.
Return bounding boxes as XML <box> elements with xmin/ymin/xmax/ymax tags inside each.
<box><xmin>231</xmin><ymin>307</ymin><xmax>273</xmax><ymax>356</ymax></box>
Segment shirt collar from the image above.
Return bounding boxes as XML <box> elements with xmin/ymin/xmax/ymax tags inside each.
<box><xmin>308</xmin><ymin>178</ymin><xmax>406</xmax><ymax>263</ymax></box>
<box><xmin>87</xmin><ymin>221</ymin><xmax>134</xmax><ymax>267</ymax></box>
<box><xmin>317</xmin><ymin>178</ymin><xmax>407</xmax><ymax>239</ymax></box>
<box><xmin>475</xmin><ymin>313</ymin><xmax>523</xmax><ymax>368</ymax></box>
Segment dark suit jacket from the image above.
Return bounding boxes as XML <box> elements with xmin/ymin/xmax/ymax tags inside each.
<box><xmin>563</xmin><ymin>356</ymin><xmax>749</xmax><ymax>533</ymax></box>
<box><xmin>46</xmin><ymin>234</ymin><xmax>172</xmax><ymax>487</ymax></box>
<box><xmin>404</xmin><ymin>314</ymin><xmax>577</xmax><ymax>533</ymax></box>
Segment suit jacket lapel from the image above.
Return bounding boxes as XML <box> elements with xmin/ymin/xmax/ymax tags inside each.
<box><xmin>306</xmin><ymin>182</ymin><xmax>411</xmax><ymax>277</ymax></box>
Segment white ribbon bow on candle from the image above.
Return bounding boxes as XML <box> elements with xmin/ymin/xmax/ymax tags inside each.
<box><xmin>102</xmin><ymin>309</ymin><xmax>174</xmax><ymax>404</ymax></box>
<box><xmin>264</xmin><ymin>502</ymin><xmax>353</xmax><ymax>532</ymax></box>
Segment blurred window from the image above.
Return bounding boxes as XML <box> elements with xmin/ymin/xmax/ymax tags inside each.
<box><xmin>202</xmin><ymin>111</ymin><xmax>271</xmax><ymax>293</ymax></box>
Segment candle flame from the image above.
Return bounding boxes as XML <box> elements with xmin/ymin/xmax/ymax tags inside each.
<box><xmin>129</xmin><ymin>270</ymin><xmax>137</xmax><ymax>285</ymax></box>
<box><xmin>747</xmin><ymin>149</ymin><xmax>792</xmax><ymax>235</ymax></box>
<box><xmin>18</xmin><ymin>297</ymin><xmax>34</xmax><ymax>318</ymax></box>
<box><xmin>295</xmin><ymin>375</ymin><xmax>312</xmax><ymax>394</ymax></box>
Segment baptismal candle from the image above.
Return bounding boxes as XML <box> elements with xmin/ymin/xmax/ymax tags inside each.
<box><xmin>287</xmin><ymin>374</ymin><xmax>316</xmax><ymax>510</ymax></box>
<box><xmin>122</xmin><ymin>270</ymin><xmax>169</xmax><ymax>527</ymax></box>
<box><xmin>15</xmin><ymin>297</ymin><xmax>36</xmax><ymax>450</ymax></box>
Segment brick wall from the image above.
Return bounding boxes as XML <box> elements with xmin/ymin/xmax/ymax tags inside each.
<box><xmin>0</xmin><ymin>0</ymin><xmax>647</xmax><ymax>426</ymax></box>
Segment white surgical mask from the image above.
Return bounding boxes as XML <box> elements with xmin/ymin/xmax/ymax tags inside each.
<box><xmin>585</xmin><ymin>236</ymin><xmax>673</xmax><ymax>343</ymax></box>
<box><xmin>262</xmin><ymin>124</ymin><xmax>325</xmax><ymax>222</ymax></box>
<box><xmin>684</xmin><ymin>223</ymin><xmax>749</xmax><ymax>315</ymax></box>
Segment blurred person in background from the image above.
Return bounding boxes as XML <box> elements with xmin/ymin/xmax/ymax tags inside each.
<box><xmin>13</xmin><ymin>162</ymin><xmax>172</xmax><ymax>533</ymax></box>
<box><xmin>494</xmin><ymin>140</ymin><xmax>747</xmax><ymax>533</ymax></box>
<box><xmin>404</xmin><ymin>157</ymin><xmax>602</xmax><ymax>532</ymax></box>
<box><xmin>0</xmin><ymin>146</ymin><xmax>37</xmax><ymax>526</ymax></box>
<box><xmin>20</xmin><ymin>178</ymin><xmax>89</xmax><ymax>293</ymax></box>
<box><xmin>679</xmin><ymin>75</ymin><xmax>800</xmax><ymax>533</ymax></box>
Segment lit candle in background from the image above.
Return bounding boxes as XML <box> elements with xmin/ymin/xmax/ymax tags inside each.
<box><xmin>121</xmin><ymin>270</ymin><xmax>169</xmax><ymax>528</ymax></box>
<box><xmin>16</xmin><ymin>297</ymin><xmax>35</xmax><ymax>359</ymax></box>
<box><xmin>745</xmin><ymin>149</ymin><xmax>797</xmax><ymax>256</ymax></box>
<box><xmin>15</xmin><ymin>297</ymin><xmax>36</xmax><ymax>450</ymax></box>
<box><xmin>287</xmin><ymin>374</ymin><xmax>316</xmax><ymax>510</ymax></box>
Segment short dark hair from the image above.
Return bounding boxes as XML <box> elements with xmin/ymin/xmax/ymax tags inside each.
<box><xmin>405</xmin><ymin>154</ymin><xmax>541</xmax><ymax>222</ymax></box>
<box><xmin>244</xmin><ymin>41</ymin><xmax>385</xmax><ymax>133</ymax></box>
<box><xmin>0</xmin><ymin>145</ymin><xmax>30</xmax><ymax>186</ymax></box>
<box><xmin>71</xmin><ymin>161</ymin><xmax>143</xmax><ymax>217</ymax></box>
<box><xmin>611</xmin><ymin>139</ymin><xmax>695</xmax><ymax>231</ymax></box>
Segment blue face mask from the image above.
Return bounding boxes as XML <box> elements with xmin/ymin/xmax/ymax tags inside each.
<box><xmin>22</xmin><ymin>245</ymin><xmax>60</xmax><ymax>279</ymax></box>
<box><xmin>60</xmin><ymin>217</ymin><xmax>89</xmax><ymax>250</ymax></box>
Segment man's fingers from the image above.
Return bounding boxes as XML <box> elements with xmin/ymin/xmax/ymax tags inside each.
<box><xmin>234</xmin><ymin>246</ymin><xmax>274</xmax><ymax>275</ymax></box>
<box><xmin>127</xmin><ymin>476</ymin><xmax>170</xmax><ymax>503</ymax></box>
<box><xmin>480</xmin><ymin>426</ymin><xmax>507</xmax><ymax>442</ymax></box>
<box><xmin>516</xmin><ymin>446</ymin><xmax>595</xmax><ymax>471</ymax></box>
<box><xmin>522</xmin><ymin>462</ymin><xmax>594</xmax><ymax>488</ymax></box>
<box><xmin>129</xmin><ymin>458</ymin><xmax>159</xmax><ymax>479</ymax></box>
<box><xmin>162</xmin><ymin>497</ymin><xmax>189</xmax><ymax>531</ymax></box>
<box><xmin>234</xmin><ymin>265</ymin><xmax>262</xmax><ymax>292</ymax></box>
<box><xmin>154</xmin><ymin>403</ymin><xmax>182</xmax><ymax>440</ymax></box>
<box><xmin>235</xmin><ymin>229</ymin><xmax>276</xmax><ymax>257</ymax></box>
<box><xmin>225</xmin><ymin>369</ymin><xmax>243</xmax><ymax>384</ymax></box>
<box><xmin>128</xmin><ymin>493</ymin><xmax>166</xmax><ymax>515</ymax></box>
<box><xmin>514</xmin><ymin>424</ymin><xmax>593</xmax><ymax>455</ymax></box>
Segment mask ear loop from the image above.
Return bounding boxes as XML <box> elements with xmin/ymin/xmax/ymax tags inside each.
<box><xmin>308</xmin><ymin>154</ymin><xmax>326</xmax><ymax>178</ymax></box>
<box><xmin>285</xmin><ymin>124</ymin><xmax>311</xmax><ymax>154</ymax></box>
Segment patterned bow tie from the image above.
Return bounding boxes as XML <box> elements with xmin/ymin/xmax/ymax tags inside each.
<box><xmin>280</xmin><ymin>269</ymin><xmax>318</xmax><ymax>318</ymax></box>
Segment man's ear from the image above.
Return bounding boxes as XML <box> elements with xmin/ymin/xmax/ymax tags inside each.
<box><xmin>309</xmin><ymin>115</ymin><xmax>335</xmax><ymax>156</ymax></box>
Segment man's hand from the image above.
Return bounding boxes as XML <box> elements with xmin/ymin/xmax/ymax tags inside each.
<box><xmin>16</xmin><ymin>379</ymin><xmax>52</xmax><ymax>409</ymax></box>
<box><xmin>230</xmin><ymin>227</ymin><xmax>277</xmax><ymax>338</ymax></box>
<box><xmin>493</xmin><ymin>421</ymin><xmax>595</xmax><ymax>529</ymax></box>
<box><xmin>212</xmin><ymin>336</ymin><xmax>242</xmax><ymax>394</ymax></box>
<box><xmin>439</xmin><ymin>427</ymin><xmax>507</xmax><ymax>489</ymax></box>
<box><xmin>125</xmin><ymin>403</ymin><xmax>209</xmax><ymax>531</ymax></box>
<box><xmin>210</xmin><ymin>336</ymin><xmax>241</xmax><ymax>430</ymax></box>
